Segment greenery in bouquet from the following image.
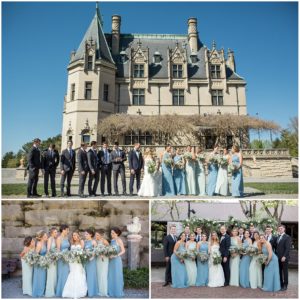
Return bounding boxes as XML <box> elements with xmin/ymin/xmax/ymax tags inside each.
<box><xmin>183</xmin><ymin>152</ymin><xmax>193</xmax><ymax>161</ymax></box>
<box><xmin>146</xmin><ymin>160</ymin><xmax>156</xmax><ymax>174</ymax></box>
<box><xmin>186</xmin><ymin>249</ymin><xmax>197</xmax><ymax>260</ymax></box>
<box><xmin>196</xmin><ymin>154</ymin><xmax>206</xmax><ymax>163</ymax></box>
<box><xmin>218</xmin><ymin>157</ymin><xmax>228</xmax><ymax>168</ymax></box>
<box><xmin>93</xmin><ymin>244</ymin><xmax>107</xmax><ymax>257</ymax></box>
<box><xmin>163</xmin><ymin>158</ymin><xmax>173</xmax><ymax>168</ymax></box>
<box><xmin>173</xmin><ymin>158</ymin><xmax>185</xmax><ymax>170</ymax></box>
<box><xmin>246</xmin><ymin>246</ymin><xmax>259</xmax><ymax>256</ymax></box>
<box><xmin>37</xmin><ymin>255</ymin><xmax>50</xmax><ymax>269</ymax></box>
<box><xmin>197</xmin><ymin>251</ymin><xmax>209</xmax><ymax>263</ymax></box>
<box><xmin>228</xmin><ymin>163</ymin><xmax>238</xmax><ymax>174</ymax></box>
<box><xmin>229</xmin><ymin>245</ymin><xmax>241</xmax><ymax>256</ymax></box>
<box><xmin>257</xmin><ymin>254</ymin><xmax>268</xmax><ymax>265</ymax></box>
<box><xmin>208</xmin><ymin>154</ymin><xmax>219</xmax><ymax>165</ymax></box>
<box><xmin>45</xmin><ymin>249</ymin><xmax>60</xmax><ymax>264</ymax></box>
<box><xmin>175</xmin><ymin>249</ymin><xmax>187</xmax><ymax>260</ymax></box>
<box><xmin>212</xmin><ymin>251</ymin><xmax>222</xmax><ymax>265</ymax></box>
<box><xmin>23</xmin><ymin>250</ymin><xmax>40</xmax><ymax>266</ymax></box>
<box><xmin>238</xmin><ymin>246</ymin><xmax>248</xmax><ymax>255</ymax></box>
<box><xmin>106</xmin><ymin>245</ymin><xmax>119</xmax><ymax>258</ymax></box>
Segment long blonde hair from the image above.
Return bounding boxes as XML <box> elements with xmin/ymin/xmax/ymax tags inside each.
<box><xmin>71</xmin><ymin>231</ymin><xmax>81</xmax><ymax>245</ymax></box>
<box><xmin>210</xmin><ymin>231</ymin><xmax>219</xmax><ymax>245</ymax></box>
<box><xmin>36</xmin><ymin>230</ymin><xmax>46</xmax><ymax>241</ymax></box>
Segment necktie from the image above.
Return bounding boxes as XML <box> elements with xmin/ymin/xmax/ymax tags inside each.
<box><xmin>277</xmin><ymin>235</ymin><xmax>282</xmax><ymax>244</ymax></box>
<box><xmin>69</xmin><ymin>149</ymin><xmax>72</xmax><ymax>158</ymax></box>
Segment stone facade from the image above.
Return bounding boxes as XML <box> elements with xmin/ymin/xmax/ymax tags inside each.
<box><xmin>2</xmin><ymin>200</ymin><xmax>149</xmax><ymax>268</ymax></box>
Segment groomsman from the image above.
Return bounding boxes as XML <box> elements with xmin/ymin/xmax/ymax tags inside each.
<box><xmin>249</xmin><ymin>224</ymin><xmax>256</xmax><ymax>242</ymax></box>
<box><xmin>163</xmin><ymin>225</ymin><xmax>177</xmax><ymax>287</ymax></box>
<box><xmin>60</xmin><ymin>140</ymin><xmax>76</xmax><ymax>197</ymax></box>
<box><xmin>181</xmin><ymin>225</ymin><xmax>190</xmax><ymax>242</ymax></box>
<box><xmin>238</xmin><ymin>227</ymin><xmax>245</xmax><ymax>242</ymax></box>
<box><xmin>111</xmin><ymin>142</ymin><xmax>127</xmax><ymax>196</ymax></box>
<box><xmin>77</xmin><ymin>143</ymin><xmax>89</xmax><ymax>197</ymax></box>
<box><xmin>128</xmin><ymin>143</ymin><xmax>144</xmax><ymax>195</ymax></box>
<box><xmin>41</xmin><ymin>144</ymin><xmax>59</xmax><ymax>197</ymax></box>
<box><xmin>265</xmin><ymin>225</ymin><xmax>277</xmax><ymax>250</ymax></box>
<box><xmin>87</xmin><ymin>141</ymin><xmax>100</xmax><ymax>197</ymax></box>
<box><xmin>275</xmin><ymin>224</ymin><xmax>291</xmax><ymax>291</ymax></box>
<box><xmin>27</xmin><ymin>138</ymin><xmax>42</xmax><ymax>198</ymax></box>
<box><xmin>219</xmin><ymin>225</ymin><xmax>231</xmax><ymax>286</ymax></box>
<box><xmin>195</xmin><ymin>226</ymin><xmax>202</xmax><ymax>243</ymax></box>
<box><xmin>98</xmin><ymin>142</ymin><xmax>112</xmax><ymax>196</ymax></box>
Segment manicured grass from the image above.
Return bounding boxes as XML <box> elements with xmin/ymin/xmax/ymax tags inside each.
<box><xmin>244</xmin><ymin>182</ymin><xmax>298</xmax><ymax>194</ymax></box>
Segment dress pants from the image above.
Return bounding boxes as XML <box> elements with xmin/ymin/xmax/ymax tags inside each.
<box><xmin>101</xmin><ymin>165</ymin><xmax>112</xmax><ymax>194</ymax></box>
<box><xmin>129</xmin><ymin>170</ymin><xmax>141</xmax><ymax>194</ymax></box>
<box><xmin>113</xmin><ymin>166</ymin><xmax>126</xmax><ymax>194</ymax></box>
<box><xmin>279</xmin><ymin>259</ymin><xmax>289</xmax><ymax>287</ymax></box>
<box><xmin>78</xmin><ymin>172</ymin><xmax>88</xmax><ymax>195</ymax></box>
<box><xmin>60</xmin><ymin>171</ymin><xmax>73</xmax><ymax>196</ymax></box>
<box><xmin>27</xmin><ymin>169</ymin><xmax>39</xmax><ymax>196</ymax></box>
<box><xmin>221</xmin><ymin>256</ymin><xmax>230</xmax><ymax>285</ymax></box>
<box><xmin>165</xmin><ymin>259</ymin><xmax>172</xmax><ymax>284</ymax></box>
<box><xmin>88</xmin><ymin>169</ymin><xmax>100</xmax><ymax>195</ymax></box>
<box><xmin>44</xmin><ymin>168</ymin><xmax>56</xmax><ymax>196</ymax></box>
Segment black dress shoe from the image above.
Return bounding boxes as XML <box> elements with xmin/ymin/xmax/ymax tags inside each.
<box><xmin>52</xmin><ymin>194</ymin><xmax>57</xmax><ymax>198</ymax></box>
<box><xmin>107</xmin><ymin>193</ymin><xmax>112</xmax><ymax>196</ymax></box>
<box><xmin>129</xmin><ymin>193</ymin><xmax>133</xmax><ymax>196</ymax></box>
<box><xmin>123</xmin><ymin>192</ymin><xmax>127</xmax><ymax>196</ymax></box>
<box><xmin>162</xmin><ymin>282</ymin><xmax>169</xmax><ymax>287</ymax></box>
<box><xmin>33</xmin><ymin>194</ymin><xmax>42</xmax><ymax>197</ymax></box>
<box><xmin>281</xmin><ymin>286</ymin><xmax>287</xmax><ymax>291</ymax></box>
<box><xmin>115</xmin><ymin>193</ymin><xmax>119</xmax><ymax>196</ymax></box>
<box><xmin>101</xmin><ymin>193</ymin><xmax>105</xmax><ymax>197</ymax></box>
<box><xmin>27</xmin><ymin>195</ymin><xmax>32</xmax><ymax>198</ymax></box>
<box><xmin>79</xmin><ymin>194</ymin><xmax>87</xmax><ymax>198</ymax></box>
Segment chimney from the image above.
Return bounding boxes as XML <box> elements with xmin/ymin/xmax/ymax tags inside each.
<box><xmin>111</xmin><ymin>15</ymin><xmax>121</xmax><ymax>56</ymax></box>
<box><xmin>188</xmin><ymin>17</ymin><xmax>198</xmax><ymax>52</ymax></box>
<box><xmin>226</xmin><ymin>49</ymin><xmax>236</xmax><ymax>72</ymax></box>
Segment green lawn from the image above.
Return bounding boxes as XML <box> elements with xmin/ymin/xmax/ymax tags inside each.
<box><xmin>244</xmin><ymin>182</ymin><xmax>298</xmax><ymax>194</ymax></box>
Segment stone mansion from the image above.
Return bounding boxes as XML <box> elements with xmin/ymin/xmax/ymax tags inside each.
<box><xmin>62</xmin><ymin>5</ymin><xmax>247</xmax><ymax>149</ymax></box>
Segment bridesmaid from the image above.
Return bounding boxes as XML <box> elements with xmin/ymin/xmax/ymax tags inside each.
<box><xmin>195</xmin><ymin>233</ymin><xmax>209</xmax><ymax>286</ymax></box>
<box><xmin>207</xmin><ymin>146</ymin><xmax>219</xmax><ymax>196</ymax></box>
<box><xmin>184</xmin><ymin>145</ymin><xmax>196</xmax><ymax>195</ymax></box>
<box><xmin>32</xmin><ymin>230</ymin><xmax>48</xmax><ymax>297</ymax></box>
<box><xmin>184</xmin><ymin>233</ymin><xmax>197</xmax><ymax>286</ymax></box>
<box><xmin>239</xmin><ymin>230</ymin><xmax>252</xmax><ymax>288</ymax></box>
<box><xmin>229</xmin><ymin>228</ymin><xmax>242</xmax><ymax>287</ymax></box>
<box><xmin>260</xmin><ymin>234</ymin><xmax>281</xmax><ymax>292</ymax></box>
<box><xmin>249</xmin><ymin>231</ymin><xmax>263</xmax><ymax>289</ymax></box>
<box><xmin>195</xmin><ymin>147</ymin><xmax>206</xmax><ymax>196</ymax></box>
<box><xmin>173</xmin><ymin>148</ymin><xmax>186</xmax><ymax>195</ymax></box>
<box><xmin>161</xmin><ymin>145</ymin><xmax>175</xmax><ymax>196</ymax></box>
<box><xmin>45</xmin><ymin>227</ymin><xmax>58</xmax><ymax>297</ymax></box>
<box><xmin>108</xmin><ymin>227</ymin><xmax>125</xmax><ymax>298</ymax></box>
<box><xmin>95</xmin><ymin>229</ymin><xmax>109</xmax><ymax>297</ymax></box>
<box><xmin>231</xmin><ymin>145</ymin><xmax>244</xmax><ymax>197</ymax></box>
<box><xmin>171</xmin><ymin>233</ymin><xmax>188</xmax><ymax>288</ymax></box>
<box><xmin>84</xmin><ymin>228</ymin><xmax>99</xmax><ymax>297</ymax></box>
<box><xmin>215</xmin><ymin>147</ymin><xmax>230</xmax><ymax>196</ymax></box>
<box><xmin>56</xmin><ymin>224</ymin><xmax>70</xmax><ymax>297</ymax></box>
<box><xmin>20</xmin><ymin>236</ymin><xmax>35</xmax><ymax>296</ymax></box>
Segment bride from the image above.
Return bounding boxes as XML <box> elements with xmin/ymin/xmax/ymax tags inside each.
<box><xmin>62</xmin><ymin>231</ymin><xmax>87</xmax><ymax>298</ymax></box>
<box><xmin>138</xmin><ymin>148</ymin><xmax>161</xmax><ymax>197</ymax></box>
<box><xmin>208</xmin><ymin>231</ymin><xmax>225</xmax><ymax>287</ymax></box>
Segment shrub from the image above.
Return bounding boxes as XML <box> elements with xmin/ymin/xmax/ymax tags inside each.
<box><xmin>123</xmin><ymin>267</ymin><xmax>149</xmax><ymax>289</ymax></box>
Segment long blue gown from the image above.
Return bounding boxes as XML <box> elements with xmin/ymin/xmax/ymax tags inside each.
<box><xmin>196</xmin><ymin>242</ymin><xmax>209</xmax><ymax>286</ymax></box>
<box><xmin>239</xmin><ymin>240</ymin><xmax>251</xmax><ymax>288</ymax></box>
<box><xmin>55</xmin><ymin>238</ymin><xmax>70</xmax><ymax>297</ymax></box>
<box><xmin>262</xmin><ymin>245</ymin><xmax>281</xmax><ymax>292</ymax></box>
<box><xmin>231</xmin><ymin>154</ymin><xmax>244</xmax><ymax>197</ymax></box>
<box><xmin>162</xmin><ymin>152</ymin><xmax>175</xmax><ymax>196</ymax></box>
<box><xmin>32</xmin><ymin>243</ymin><xmax>47</xmax><ymax>297</ymax></box>
<box><xmin>84</xmin><ymin>240</ymin><xmax>99</xmax><ymax>297</ymax></box>
<box><xmin>207</xmin><ymin>162</ymin><xmax>218</xmax><ymax>196</ymax></box>
<box><xmin>108</xmin><ymin>239</ymin><xmax>124</xmax><ymax>297</ymax></box>
<box><xmin>173</xmin><ymin>155</ymin><xmax>186</xmax><ymax>195</ymax></box>
<box><xmin>171</xmin><ymin>243</ymin><xmax>188</xmax><ymax>288</ymax></box>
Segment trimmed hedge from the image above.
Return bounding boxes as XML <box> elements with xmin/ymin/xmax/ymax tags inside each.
<box><xmin>124</xmin><ymin>267</ymin><xmax>149</xmax><ymax>289</ymax></box>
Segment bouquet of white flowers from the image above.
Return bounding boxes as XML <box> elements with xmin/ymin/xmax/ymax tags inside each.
<box><xmin>45</xmin><ymin>249</ymin><xmax>60</xmax><ymax>265</ymax></box>
<box><xmin>218</xmin><ymin>157</ymin><xmax>228</xmax><ymax>168</ymax></box>
<box><xmin>229</xmin><ymin>245</ymin><xmax>241</xmax><ymax>256</ymax></box>
<box><xmin>228</xmin><ymin>163</ymin><xmax>239</xmax><ymax>174</ymax></box>
<box><xmin>212</xmin><ymin>251</ymin><xmax>222</xmax><ymax>265</ymax></box>
<box><xmin>238</xmin><ymin>246</ymin><xmax>247</xmax><ymax>255</ymax></box>
<box><xmin>37</xmin><ymin>255</ymin><xmax>50</xmax><ymax>269</ymax></box>
<box><xmin>209</xmin><ymin>154</ymin><xmax>219</xmax><ymax>165</ymax></box>
<box><xmin>106</xmin><ymin>245</ymin><xmax>119</xmax><ymax>258</ymax></box>
<box><xmin>196</xmin><ymin>154</ymin><xmax>206</xmax><ymax>163</ymax></box>
<box><xmin>257</xmin><ymin>254</ymin><xmax>268</xmax><ymax>265</ymax></box>
<box><xmin>175</xmin><ymin>249</ymin><xmax>187</xmax><ymax>260</ymax></box>
<box><xmin>147</xmin><ymin>160</ymin><xmax>157</xmax><ymax>174</ymax></box>
<box><xmin>23</xmin><ymin>250</ymin><xmax>40</xmax><ymax>266</ymax></box>
<box><xmin>197</xmin><ymin>252</ymin><xmax>209</xmax><ymax>263</ymax></box>
<box><xmin>186</xmin><ymin>249</ymin><xmax>197</xmax><ymax>261</ymax></box>
<box><xmin>93</xmin><ymin>244</ymin><xmax>107</xmax><ymax>257</ymax></box>
<box><xmin>183</xmin><ymin>152</ymin><xmax>193</xmax><ymax>161</ymax></box>
<box><xmin>163</xmin><ymin>158</ymin><xmax>173</xmax><ymax>168</ymax></box>
<box><xmin>246</xmin><ymin>246</ymin><xmax>259</xmax><ymax>256</ymax></box>
<box><xmin>173</xmin><ymin>157</ymin><xmax>185</xmax><ymax>170</ymax></box>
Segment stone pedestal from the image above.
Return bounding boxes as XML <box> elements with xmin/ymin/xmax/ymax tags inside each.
<box><xmin>15</xmin><ymin>168</ymin><xmax>26</xmax><ymax>179</ymax></box>
<box><xmin>127</xmin><ymin>234</ymin><xmax>143</xmax><ymax>270</ymax></box>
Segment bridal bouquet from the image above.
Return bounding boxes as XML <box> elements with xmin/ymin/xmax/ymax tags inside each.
<box><xmin>196</xmin><ymin>154</ymin><xmax>206</xmax><ymax>163</ymax></box>
<box><xmin>93</xmin><ymin>244</ymin><xmax>107</xmax><ymax>257</ymax></box>
<box><xmin>218</xmin><ymin>157</ymin><xmax>228</xmax><ymax>168</ymax></box>
<box><xmin>246</xmin><ymin>246</ymin><xmax>259</xmax><ymax>256</ymax></box>
<box><xmin>183</xmin><ymin>152</ymin><xmax>193</xmax><ymax>161</ymax></box>
<box><xmin>23</xmin><ymin>250</ymin><xmax>40</xmax><ymax>266</ymax></box>
<box><xmin>208</xmin><ymin>155</ymin><xmax>219</xmax><ymax>165</ymax></box>
<box><xmin>229</xmin><ymin>245</ymin><xmax>241</xmax><ymax>256</ymax></box>
<box><xmin>257</xmin><ymin>254</ymin><xmax>268</xmax><ymax>265</ymax></box>
<box><xmin>37</xmin><ymin>255</ymin><xmax>50</xmax><ymax>269</ymax></box>
<box><xmin>63</xmin><ymin>248</ymin><xmax>84</xmax><ymax>264</ymax></box>
<box><xmin>45</xmin><ymin>249</ymin><xmax>60</xmax><ymax>265</ymax></box>
<box><xmin>147</xmin><ymin>160</ymin><xmax>157</xmax><ymax>174</ymax></box>
<box><xmin>163</xmin><ymin>158</ymin><xmax>173</xmax><ymax>168</ymax></box>
<box><xmin>197</xmin><ymin>252</ymin><xmax>209</xmax><ymax>263</ymax></box>
<box><xmin>211</xmin><ymin>251</ymin><xmax>222</xmax><ymax>265</ymax></box>
<box><xmin>106</xmin><ymin>245</ymin><xmax>119</xmax><ymax>258</ymax></box>
<box><xmin>238</xmin><ymin>246</ymin><xmax>247</xmax><ymax>255</ymax></box>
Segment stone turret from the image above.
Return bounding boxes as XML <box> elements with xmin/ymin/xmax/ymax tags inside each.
<box><xmin>226</xmin><ymin>48</ymin><xmax>236</xmax><ymax>72</ymax></box>
<box><xmin>112</xmin><ymin>15</ymin><xmax>121</xmax><ymax>56</ymax></box>
<box><xmin>188</xmin><ymin>17</ymin><xmax>198</xmax><ymax>52</ymax></box>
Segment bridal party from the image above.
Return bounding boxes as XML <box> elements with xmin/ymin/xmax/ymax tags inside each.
<box><xmin>20</xmin><ymin>225</ymin><xmax>125</xmax><ymax>298</ymax></box>
<box><xmin>163</xmin><ymin>223</ymin><xmax>291</xmax><ymax>292</ymax></box>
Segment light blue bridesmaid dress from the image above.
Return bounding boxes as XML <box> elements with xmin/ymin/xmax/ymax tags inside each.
<box><xmin>162</xmin><ymin>152</ymin><xmax>175</xmax><ymax>196</ymax></box>
<box><xmin>108</xmin><ymin>239</ymin><xmax>124</xmax><ymax>298</ymax></box>
<box><xmin>171</xmin><ymin>243</ymin><xmax>188</xmax><ymax>288</ymax></box>
<box><xmin>32</xmin><ymin>243</ymin><xmax>47</xmax><ymax>297</ymax></box>
<box><xmin>195</xmin><ymin>242</ymin><xmax>209</xmax><ymax>286</ymax></box>
<box><xmin>173</xmin><ymin>155</ymin><xmax>186</xmax><ymax>195</ymax></box>
<box><xmin>45</xmin><ymin>238</ymin><xmax>57</xmax><ymax>297</ymax></box>
<box><xmin>239</xmin><ymin>240</ymin><xmax>251</xmax><ymax>288</ymax></box>
<box><xmin>55</xmin><ymin>238</ymin><xmax>70</xmax><ymax>297</ymax></box>
<box><xmin>195</xmin><ymin>160</ymin><xmax>206</xmax><ymax>196</ymax></box>
<box><xmin>262</xmin><ymin>245</ymin><xmax>281</xmax><ymax>292</ymax></box>
<box><xmin>84</xmin><ymin>240</ymin><xmax>99</xmax><ymax>297</ymax></box>
<box><xmin>231</xmin><ymin>154</ymin><xmax>244</xmax><ymax>197</ymax></box>
<box><xmin>207</xmin><ymin>161</ymin><xmax>219</xmax><ymax>196</ymax></box>
<box><xmin>229</xmin><ymin>237</ymin><xmax>240</xmax><ymax>287</ymax></box>
<box><xmin>96</xmin><ymin>240</ymin><xmax>109</xmax><ymax>297</ymax></box>
<box><xmin>21</xmin><ymin>250</ymin><xmax>33</xmax><ymax>296</ymax></box>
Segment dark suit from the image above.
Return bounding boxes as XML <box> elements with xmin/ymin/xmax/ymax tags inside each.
<box><xmin>87</xmin><ymin>148</ymin><xmax>100</xmax><ymax>195</ymax></box>
<box><xmin>41</xmin><ymin>149</ymin><xmax>59</xmax><ymax>196</ymax></box>
<box><xmin>220</xmin><ymin>233</ymin><xmax>231</xmax><ymax>285</ymax></box>
<box><xmin>111</xmin><ymin>149</ymin><xmax>127</xmax><ymax>194</ymax></box>
<box><xmin>60</xmin><ymin>148</ymin><xmax>76</xmax><ymax>196</ymax></box>
<box><xmin>98</xmin><ymin>149</ymin><xmax>112</xmax><ymax>195</ymax></box>
<box><xmin>266</xmin><ymin>234</ymin><xmax>277</xmax><ymax>251</ymax></box>
<box><xmin>77</xmin><ymin>148</ymin><xmax>89</xmax><ymax>196</ymax></box>
<box><xmin>128</xmin><ymin>149</ymin><xmax>144</xmax><ymax>194</ymax></box>
<box><xmin>27</xmin><ymin>146</ymin><xmax>41</xmax><ymax>196</ymax></box>
<box><xmin>239</xmin><ymin>235</ymin><xmax>245</xmax><ymax>243</ymax></box>
<box><xmin>163</xmin><ymin>234</ymin><xmax>177</xmax><ymax>284</ymax></box>
<box><xmin>275</xmin><ymin>233</ymin><xmax>291</xmax><ymax>288</ymax></box>
<box><xmin>195</xmin><ymin>234</ymin><xmax>202</xmax><ymax>243</ymax></box>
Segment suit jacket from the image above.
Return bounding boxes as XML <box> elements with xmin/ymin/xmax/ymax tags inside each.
<box><xmin>98</xmin><ymin>149</ymin><xmax>112</xmax><ymax>167</ymax></box>
<box><xmin>87</xmin><ymin>149</ymin><xmax>99</xmax><ymax>172</ymax></box>
<box><xmin>60</xmin><ymin>148</ymin><xmax>76</xmax><ymax>172</ymax></box>
<box><xmin>195</xmin><ymin>234</ymin><xmax>202</xmax><ymax>243</ymax></box>
<box><xmin>275</xmin><ymin>233</ymin><xmax>291</xmax><ymax>260</ymax></box>
<box><xmin>111</xmin><ymin>149</ymin><xmax>127</xmax><ymax>171</ymax></box>
<box><xmin>41</xmin><ymin>149</ymin><xmax>59</xmax><ymax>171</ymax></box>
<box><xmin>128</xmin><ymin>149</ymin><xmax>144</xmax><ymax>171</ymax></box>
<box><xmin>239</xmin><ymin>235</ymin><xmax>245</xmax><ymax>243</ymax></box>
<box><xmin>266</xmin><ymin>234</ymin><xmax>277</xmax><ymax>251</ymax></box>
<box><xmin>219</xmin><ymin>233</ymin><xmax>231</xmax><ymax>258</ymax></box>
<box><xmin>27</xmin><ymin>146</ymin><xmax>41</xmax><ymax>170</ymax></box>
<box><xmin>163</xmin><ymin>234</ymin><xmax>177</xmax><ymax>258</ymax></box>
<box><xmin>77</xmin><ymin>149</ymin><xmax>89</xmax><ymax>173</ymax></box>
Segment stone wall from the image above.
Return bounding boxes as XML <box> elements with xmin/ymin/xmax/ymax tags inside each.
<box><xmin>2</xmin><ymin>200</ymin><xmax>149</xmax><ymax>268</ymax></box>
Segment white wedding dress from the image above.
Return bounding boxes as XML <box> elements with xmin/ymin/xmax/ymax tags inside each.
<box><xmin>62</xmin><ymin>245</ymin><xmax>88</xmax><ymax>298</ymax></box>
<box><xmin>208</xmin><ymin>244</ymin><xmax>225</xmax><ymax>287</ymax></box>
<box><xmin>138</xmin><ymin>158</ymin><xmax>162</xmax><ymax>197</ymax></box>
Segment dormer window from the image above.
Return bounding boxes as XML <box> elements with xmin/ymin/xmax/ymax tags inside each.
<box><xmin>87</xmin><ymin>55</ymin><xmax>93</xmax><ymax>71</ymax></box>
<box><xmin>173</xmin><ymin>64</ymin><xmax>183</xmax><ymax>78</ymax></box>
<box><xmin>190</xmin><ymin>52</ymin><xmax>198</xmax><ymax>64</ymax></box>
<box><xmin>120</xmin><ymin>50</ymin><xmax>127</xmax><ymax>63</ymax></box>
<box><xmin>210</xmin><ymin>65</ymin><xmax>221</xmax><ymax>79</ymax></box>
<box><xmin>134</xmin><ymin>64</ymin><xmax>144</xmax><ymax>78</ymax></box>
<box><xmin>154</xmin><ymin>51</ymin><xmax>161</xmax><ymax>64</ymax></box>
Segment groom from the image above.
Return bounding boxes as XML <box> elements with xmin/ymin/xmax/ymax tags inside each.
<box><xmin>219</xmin><ymin>225</ymin><xmax>231</xmax><ymax>286</ymax></box>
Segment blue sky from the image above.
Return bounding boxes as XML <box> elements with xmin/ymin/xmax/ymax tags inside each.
<box><xmin>2</xmin><ymin>1</ymin><xmax>298</xmax><ymax>153</ymax></box>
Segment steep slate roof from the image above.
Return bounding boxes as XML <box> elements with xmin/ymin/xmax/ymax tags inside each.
<box><xmin>226</xmin><ymin>66</ymin><xmax>244</xmax><ymax>81</ymax></box>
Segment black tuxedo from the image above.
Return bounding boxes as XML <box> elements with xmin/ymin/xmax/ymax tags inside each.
<box><xmin>275</xmin><ymin>233</ymin><xmax>291</xmax><ymax>288</ymax></box>
<box><xmin>98</xmin><ymin>149</ymin><xmax>112</xmax><ymax>195</ymax></box>
<box><xmin>27</xmin><ymin>146</ymin><xmax>41</xmax><ymax>196</ymax></box>
<box><xmin>41</xmin><ymin>149</ymin><xmax>59</xmax><ymax>196</ymax></box>
<box><xmin>265</xmin><ymin>234</ymin><xmax>277</xmax><ymax>251</ymax></box>
<box><xmin>163</xmin><ymin>234</ymin><xmax>177</xmax><ymax>284</ymax></box>
<box><xmin>219</xmin><ymin>233</ymin><xmax>231</xmax><ymax>285</ymax></box>
<box><xmin>77</xmin><ymin>148</ymin><xmax>89</xmax><ymax>196</ymax></box>
<box><xmin>195</xmin><ymin>233</ymin><xmax>202</xmax><ymax>243</ymax></box>
<box><xmin>87</xmin><ymin>148</ymin><xmax>100</xmax><ymax>196</ymax></box>
<box><xmin>60</xmin><ymin>148</ymin><xmax>76</xmax><ymax>196</ymax></box>
<box><xmin>128</xmin><ymin>149</ymin><xmax>144</xmax><ymax>194</ymax></box>
<box><xmin>111</xmin><ymin>149</ymin><xmax>127</xmax><ymax>194</ymax></box>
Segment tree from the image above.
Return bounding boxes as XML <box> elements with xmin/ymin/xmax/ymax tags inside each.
<box><xmin>2</xmin><ymin>152</ymin><xmax>15</xmax><ymax>168</ymax></box>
